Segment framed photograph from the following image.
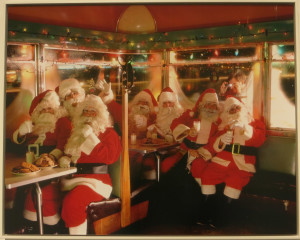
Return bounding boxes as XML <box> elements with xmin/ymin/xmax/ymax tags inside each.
<box><xmin>1</xmin><ymin>0</ymin><xmax>298</xmax><ymax>239</ymax></box>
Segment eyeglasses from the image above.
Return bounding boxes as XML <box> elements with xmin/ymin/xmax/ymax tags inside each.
<box><xmin>228</xmin><ymin>105</ymin><xmax>241</xmax><ymax>114</ymax></box>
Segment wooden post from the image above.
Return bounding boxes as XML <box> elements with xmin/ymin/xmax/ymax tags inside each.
<box><xmin>120</xmin><ymin>87</ymin><xmax>131</xmax><ymax>227</ymax></box>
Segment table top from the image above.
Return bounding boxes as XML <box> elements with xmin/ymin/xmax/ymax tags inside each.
<box><xmin>5</xmin><ymin>153</ymin><xmax>77</xmax><ymax>189</ymax></box>
<box><xmin>129</xmin><ymin>140</ymin><xmax>180</xmax><ymax>154</ymax></box>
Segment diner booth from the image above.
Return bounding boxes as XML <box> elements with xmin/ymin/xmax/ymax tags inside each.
<box><xmin>4</xmin><ymin>3</ymin><xmax>297</xmax><ymax>236</ymax></box>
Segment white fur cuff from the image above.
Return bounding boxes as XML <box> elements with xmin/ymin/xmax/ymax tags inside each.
<box><xmin>80</xmin><ymin>133</ymin><xmax>100</xmax><ymax>155</ymax></box>
<box><xmin>201</xmin><ymin>184</ymin><xmax>216</xmax><ymax>195</ymax></box>
<box><xmin>50</xmin><ymin>148</ymin><xmax>63</xmax><ymax>160</ymax></box>
<box><xmin>173</xmin><ymin>124</ymin><xmax>190</xmax><ymax>141</ymax></box>
<box><xmin>224</xmin><ymin>185</ymin><xmax>241</xmax><ymax>199</ymax></box>
<box><xmin>99</xmin><ymin>89</ymin><xmax>114</xmax><ymax>104</ymax></box>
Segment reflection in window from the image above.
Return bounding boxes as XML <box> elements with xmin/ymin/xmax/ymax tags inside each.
<box><xmin>270</xmin><ymin>62</ymin><xmax>295</xmax><ymax>129</ymax></box>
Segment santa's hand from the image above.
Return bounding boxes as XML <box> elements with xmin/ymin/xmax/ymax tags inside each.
<box><xmin>82</xmin><ymin>124</ymin><xmax>93</xmax><ymax>138</ymax></box>
<box><xmin>189</xmin><ymin>127</ymin><xmax>198</xmax><ymax>137</ymax></box>
<box><xmin>59</xmin><ymin>156</ymin><xmax>71</xmax><ymax>168</ymax></box>
<box><xmin>220</xmin><ymin>132</ymin><xmax>233</xmax><ymax>145</ymax></box>
<box><xmin>135</xmin><ymin>115</ymin><xmax>147</xmax><ymax>128</ymax></box>
<box><xmin>232</xmin><ymin>121</ymin><xmax>244</xmax><ymax>129</ymax></box>
<box><xmin>96</xmin><ymin>79</ymin><xmax>111</xmax><ymax>94</ymax></box>
<box><xmin>19</xmin><ymin>120</ymin><xmax>33</xmax><ymax>136</ymax></box>
<box><xmin>220</xmin><ymin>81</ymin><xmax>229</xmax><ymax>96</ymax></box>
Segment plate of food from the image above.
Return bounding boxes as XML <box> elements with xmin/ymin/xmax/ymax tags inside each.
<box><xmin>12</xmin><ymin>162</ymin><xmax>40</xmax><ymax>176</ymax></box>
<box><xmin>33</xmin><ymin>154</ymin><xmax>57</xmax><ymax>170</ymax></box>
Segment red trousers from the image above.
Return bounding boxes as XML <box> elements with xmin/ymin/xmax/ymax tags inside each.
<box><xmin>61</xmin><ymin>185</ymin><xmax>104</xmax><ymax>228</ymax></box>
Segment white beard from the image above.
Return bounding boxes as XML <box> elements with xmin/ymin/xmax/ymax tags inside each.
<box><xmin>64</xmin><ymin>112</ymin><xmax>111</xmax><ymax>158</ymax></box>
<box><xmin>32</xmin><ymin>113</ymin><xmax>57</xmax><ymax>135</ymax></box>
<box><xmin>156</xmin><ymin>107</ymin><xmax>180</xmax><ymax>135</ymax></box>
<box><xmin>63</xmin><ymin>99</ymin><xmax>80</xmax><ymax>119</ymax></box>
<box><xmin>131</xmin><ymin>104</ymin><xmax>150</xmax><ymax>116</ymax></box>
<box><xmin>200</xmin><ymin>109</ymin><xmax>219</xmax><ymax>123</ymax></box>
<box><xmin>220</xmin><ymin>108</ymin><xmax>251</xmax><ymax>130</ymax></box>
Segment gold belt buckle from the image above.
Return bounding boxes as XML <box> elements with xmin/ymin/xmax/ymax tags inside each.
<box><xmin>232</xmin><ymin>143</ymin><xmax>240</xmax><ymax>155</ymax></box>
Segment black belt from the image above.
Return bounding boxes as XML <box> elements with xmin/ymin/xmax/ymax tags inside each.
<box><xmin>183</xmin><ymin>138</ymin><xmax>205</xmax><ymax>150</ymax></box>
<box><xmin>75</xmin><ymin>163</ymin><xmax>108</xmax><ymax>174</ymax></box>
<box><xmin>224</xmin><ymin>144</ymin><xmax>257</xmax><ymax>156</ymax></box>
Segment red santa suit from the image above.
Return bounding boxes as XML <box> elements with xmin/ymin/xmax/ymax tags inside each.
<box><xmin>12</xmin><ymin>90</ymin><xmax>72</xmax><ymax>225</ymax></box>
<box><xmin>104</xmin><ymin>89</ymin><xmax>157</xmax><ymax>139</ymax></box>
<box><xmin>59</xmin><ymin>95</ymin><xmax>121</xmax><ymax>235</ymax></box>
<box><xmin>162</xmin><ymin>89</ymin><xmax>220</xmax><ymax>175</ymax></box>
<box><xmin>200</xmin><ymin>96</ymin><xmax>266</xmax><ymax>199</ymax></box>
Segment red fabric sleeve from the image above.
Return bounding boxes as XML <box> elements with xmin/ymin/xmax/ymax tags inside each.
<box><xmin>55</xmin><ymin>117</ymin><xmax>72</xmax><ymax>151</ymax></box>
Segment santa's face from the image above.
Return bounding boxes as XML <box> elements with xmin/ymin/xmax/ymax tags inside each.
<box><xmin>135</xmin><ymin>100</ymin><xmax>151</xmax><ymax>115</ymax></box>
<box><xmin>32</xmin><ymin>107</ymin><xmax>58</xmax><ymax>134</ymax></box>
<box><xmin>223</xmin><ymin>104</ymin><xmax>244</xmax><ymax>125</ymax></box>
<box><xmin>65</xmin><ymin>90</ymin><xmax>80</xmax><ymax>106</ymax></box>
<box><xmin>159</xmin><ymin>101</ymin><xmax>176</xmax><ymax>116</ymax></box>
<box><xmin>200</xmin><ymin>101</ymin><xmax>219</xmax><ymax>121</ymax></box>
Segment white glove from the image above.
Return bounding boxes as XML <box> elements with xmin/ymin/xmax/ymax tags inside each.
<box><xmin>232</xmin><ymin>121</ymin><xmax>244</xmax><ymax>129</ymax></box>
<box><xmin>59</xmin><ymin>156</ymin><xmax>71</xmax><ymax>168</ymax></box>
<box><xmin>95</xmin><ymin>79</ymin><xmax>111</xmax><ymax>94</ymax></box>
<box><xmin>220</xmin><ymin>131</ymin><xmax>233</xmax><ymax>145</ymax></box>
<box><xmin>134</xmin><ymin>114</ymin><xmax>147</xmax><ymax>128</ymax></box>
<box><xmin>19</xmin><ymin>120</ymin><xmax>33</xmax><ymax>136</ymax></box>
<box><xmin>81</xmin><ymin>124</ymin><xmax>93</xmax><ymax>138</ymax></box>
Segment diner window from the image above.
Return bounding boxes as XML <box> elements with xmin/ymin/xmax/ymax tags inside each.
<box><xmin>6</xmin><ymin>43</ymin><xmax>37</xmax><ymax>140</ymax></box>
<box><xmin>168</xmin><ymin>46</ymin><xmax>263</xmax><ymax>116</ymax></box>
<box><xmin>268</xmin><ymin>43</ymin><xmax>295</xmax><ymax>130</ymax></box>
<box><xmin>42</xmin><ymin>46</ymin><xmax>163</xmax><ymax>101</ymax></box>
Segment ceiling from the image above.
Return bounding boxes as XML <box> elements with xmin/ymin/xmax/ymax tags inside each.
<box><xmin>7</xmin><ymin>4</ymin><xmax>294</xmax><ymax>33</ymax></box>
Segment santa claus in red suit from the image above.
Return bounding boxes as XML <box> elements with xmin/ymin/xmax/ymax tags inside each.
<box><xmin>147</xmin><ymin>87</ymin><xmax>184</xmax><ymax>142</ymax></box>
<box><xmin>58</xmin><ymin>94</ymin><xmax>121</xmax><ymax>235</ymax></box>
<box><xmin>96</xmin><ymin>79</ymin><xmax>158</xmax><ymax>139</ymax></box>
<box><xmin>200</xmin><ymin>95</ymin><xmax>266</xmax><ymax>200</ymax></box>
<box><xmin>161</xmin><ymin>88</ymin><xmax>220</xmax><ymax>174</ymax></box>
<box><xmin>58</xmin><ymin>78</ymin><xmax>86</xmax><ymax>119</ymax></box>
<box><xmin>12</xmin><ymin>90</ymin><xmax>72</xmax><ymax>232</ymax></box>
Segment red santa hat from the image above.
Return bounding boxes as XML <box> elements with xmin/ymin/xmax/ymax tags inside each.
<box><xmin>29</xmin><ymin>90</ymin><xmax>60</xmax><ymax>116</ymax></box>
<box><xmin>132</xmin><ymin>89</ymin><xmax>158</xmax><ymax>110</ymax></box>
<box><xmin>58</xmin><ymin>78</ymin><xmax>85</xmax><ymax>101</ymax></box>
<box><xmin>190</xmin><ymin>88</ymin><xmax>218</xmax><ymax>117</ymax></box>
<box><xmin>156</xmin><ymin>87</ymin><xmax>180</xmax><ymax>112</ymax></box>
<box><xmin>223</xmin><ymin>95</ymin><xmax>243</xmax><ymax>113</ymax></box>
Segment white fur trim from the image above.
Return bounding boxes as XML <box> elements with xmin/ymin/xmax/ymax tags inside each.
<box><xmin>173</xmin><ymin>124</ymin><xmax>190</xmax><ymax>141</ymax></box>
<box><xmin>61</xmin><ymin>177</ymin><xmax>112</xmax><ymax>199</ymax></box>
<box><xmin>99</xmin><ymin>88</ymin><xmax>114</xmax><ymax>104</ymax></box>
<box><xmin>79</xmin><ymin>133</ymin><xmax>100</xmax><ymax>155</ymax></box>
<box><xmin>224</xmin><ymin>97</ymin><xmax>242</xmax><ymax>113</ymax></box>
<box><xmin>201</xmin><ymin>185</ymin><xmax>216</xmax><ymax>195</ymax></box>
<box><xmin>196</xmin><ymin>119</ymin><xmax>211</xmax><ymax>144</ymax></box>
<box><xmin>49</xmin><ymin>148</ymin><xmax>63</xmax><ymax>160</ymax></box>
<box><xmin>159</xmin><ymin>92</ymin><xmax>177</xmax><ymax>104</ymax></box>
<box><xmin>69</xmin><ymin>219</ymin><xmax>87</xmax><ymax>235</ymax></box>
<box><xmin>211</xmin><ymin>156</ymin><xmax>231</xmax><ymax>167</ymax></box>
<box><xmin>233</xmin><ymin>155</ymin><xmax>256</xmax><ymax>173</ymax></box>
<box><xmin>243</xmin><ymin>124</ymin><xmax>253</xmax><ymax>139</ymax></box>
<box><xmin>213</xmin><ymin>136</ymin><xmax>226</xmax><ymax>152</ymax></box>
<box><xmin>23</xmin><ymin>210</ymin><xmax>60</xmax><ymax>225</ymax></box>
<box><xmin>197</xmin><ymin>147</ymin><xmax>212</xmax><ymax>161</ymax></box>
<box><xmin>224</xmin><ymin>186</ymin><xmax>241</xmax><ymax>199</ymax></box>
<box><xmin>13</xmin><ymin>129</ymin><xmax>25</xmax><ymax>144</ymax></box>
<box><xmin>201</xmin><ymin>92</ymin><xmax>218</xmax><ymax>103</ymax></box>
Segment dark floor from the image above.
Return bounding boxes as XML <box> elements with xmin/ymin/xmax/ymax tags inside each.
<box><xmin>113</xmin><ymin>193</ymin><xmax>297</xmax><ymax>237</ymax></box>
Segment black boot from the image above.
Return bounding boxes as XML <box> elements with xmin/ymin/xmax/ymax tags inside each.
<box><xmin>214</xmin><ymin>195</ymin><xmax>237</xmax><ymax>228</ymax></box>
<box><xmin>44</xmin><ymin>218</ymin><xmax>68</xmax><ymax>235</ymax></box>
<box><xmin>15</xmin><ymin>219</ymin><xmax>39</xmax><ymax>234</ymax></box>
<box><xmin>196</xmin><ymin>194</ymin><xmax>219</xmax><ymax>228</ymax></box>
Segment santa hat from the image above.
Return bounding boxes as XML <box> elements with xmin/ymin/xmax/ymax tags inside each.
<box><xmin>190</xmin><ymin>88</ymin><xmax>218</xmax><ymax>117</ymax></box>
<box><xmin>223</xmin><ymin>95</ymin><xmax>243</xmax><ymax>113</ymax></box>
<box><xmin>29</xmin><ymin>90</ymin><xmax>60</xmax><ymax>116</ymax></box>
<box><xmin>132</xmin><ymin>89</ymin><xmax>158</xmax><ymax>110</ymax></box>
<box><xmin>58</xmin><ymin>78</ymin><xmax>85</xmax><ymax>101</ymax></box>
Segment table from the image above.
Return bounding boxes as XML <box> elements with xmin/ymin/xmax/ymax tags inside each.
<box><xmin>129</xmin><ymin>140</ymin><xmax>180</xmax><ymax>182</ymax></box>
<box><xmin>5</xmin><ymin>153</ymin><xmax>77</xmax><ymax>235</ymax></box>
